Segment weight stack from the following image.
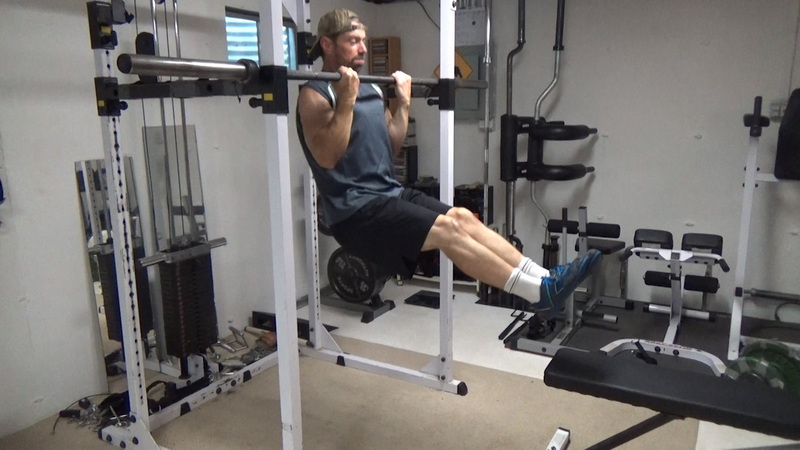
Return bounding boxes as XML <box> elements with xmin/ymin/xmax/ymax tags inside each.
<box><xmin>97</xmin><ymin>248</ymin><xmax>153</xmax><ymax>343</ymax></box>
<box><xmin>159</xmin><ymin>251</ymin><xmax>218</xmax><ymax>358</ymax></box>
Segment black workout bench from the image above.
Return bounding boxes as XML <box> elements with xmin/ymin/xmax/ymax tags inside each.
<box><xmin>544</xmin><ymin>348</ymin><xmax>800</xmax><ymax>449</ymax></box>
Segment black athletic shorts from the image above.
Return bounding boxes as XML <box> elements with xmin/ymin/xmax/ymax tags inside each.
<box><xmin>330</xmin><ymin>188</ymin><xmax>452</xmax><ymax>279</ymax></box>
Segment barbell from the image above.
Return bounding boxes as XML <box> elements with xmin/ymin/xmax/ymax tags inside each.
<box><xmin>116</xmin><ymin>54</ymin><xmax>488</xmax><ymax>90</ymax></box>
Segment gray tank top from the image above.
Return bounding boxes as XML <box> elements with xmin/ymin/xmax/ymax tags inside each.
<box><xmin>296</xmin><ymin>80</ymin><xmax>402</xmax><ymax>225</ymax></box>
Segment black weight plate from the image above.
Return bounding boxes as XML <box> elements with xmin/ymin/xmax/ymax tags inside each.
<box><xmin>316</xmin><ymin>194</ymin><xmax>333</xmax><ymax>236</ymax></box>
<box><xmin>328</xmin><ymin>247</ymin><xmax>383</xmax><ymax>303</ymax></box>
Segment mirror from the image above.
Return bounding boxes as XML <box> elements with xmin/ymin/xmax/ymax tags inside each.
<box><xmin>75</xmin><ymin>158</ymin><xmax>153</xmax><ymax>385</ymax></box>
<box><xmin>76</xmin><ymin>124</ymin><xmax>216</xmax><ymax>393</ymax></box>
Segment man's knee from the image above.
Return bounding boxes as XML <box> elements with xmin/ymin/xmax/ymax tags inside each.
<box><xmin>423</xmin><ymin>215</ymin><xmax>463</xmax><ymax>251</ymax></box>
<box><xmin>447</xmin><ymin>207</ymin><xmax>480</xmax><ymax>224</ymax></box>
<box><xmin>436</xmin><ymin>214</ymin><xmax>465</xmax><ymax>237</ymax></box>
<box><xmin>447</xmin><ymin>206</ymin><xmax>475</xmax><ymax>223</ymax></box>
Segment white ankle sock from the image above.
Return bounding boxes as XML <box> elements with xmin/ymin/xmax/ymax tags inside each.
<box><xmin>517</xmin><ymin>256</ymin><xmax>549</xmax><ymax>279</ymax></box>
<box><xmin>503</xmin><ymin>268</ymin><xmax>542</xmax><ymax>304</ymax></box>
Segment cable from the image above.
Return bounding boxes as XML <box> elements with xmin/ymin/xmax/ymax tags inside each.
<box><xmin>134</xmin><ymin>0</ymin><xmax>139</xmax><ymax>34</ymax></box>
<box><xmin>51</xmin><ymin>393</ymin><xmax>110</xmax><ymax>435</ymax></box>
<box><xmin>416</xmin><ymin>1</ymin><xmax>439</xmax><ymax>30</ymax></box>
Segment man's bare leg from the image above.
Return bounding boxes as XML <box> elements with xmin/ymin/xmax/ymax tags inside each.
<box><xmin>421</xmin><ymin>213</ymin><xmax>516</xmax><ymax>289</ymax></box>
<box><xmin>421</xmin><ymin>213</ymin><xmax>553</xmax><ymax>305</ymax></box>
<box><xmin>444</xmin><ymin>207</ymin><xmax>551</xmax><ymax>278</ymax></box>
<box><xmin>442</xmin><ymin>207</ymin><xmax>523</xmax><ymax>267</ymax></box>
<box><xmin>421</xmin><ymin>209</ymin><xmax>597</xmax><ymax>311</ymax></box>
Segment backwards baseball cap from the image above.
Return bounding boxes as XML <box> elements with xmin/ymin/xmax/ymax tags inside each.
<box><xmin>308</xmin><ymin>9</ymin><xmax>366</xmax><ymax>61</ymax></box>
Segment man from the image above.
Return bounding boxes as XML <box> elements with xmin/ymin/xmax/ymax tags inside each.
<box><xmin>296</xmin><ymin>9</ymin><xmax>600</xmax><ymax>316</ymax></box>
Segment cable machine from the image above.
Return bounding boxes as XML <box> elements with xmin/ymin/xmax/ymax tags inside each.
<box><xmin>88</xmin><ymin>1</ymin><xmax>479</xmax><ymax>447</ymax></box>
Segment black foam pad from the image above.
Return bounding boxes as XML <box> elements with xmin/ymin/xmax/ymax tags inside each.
<box><xmin>633</xmin><ymin>229</ymin><xmax>673</xmax><ymax>248</ymax></box>
<box><xmin>775</xmin><ymin>88</ymin><xmax>800</xmax><ymax>180</ymax></box>
<box><xmin>529</xmin><ymin>123</ymin><xmax>596</xmax><ymax>141</ymax></box>
<box><xmin>682</xmin><ymin>233</ymin><xmax>723</xmax><ymax>256</ymax></box>
<box><xmin>643</xmin><ymin>270</ymin><xmax>671</xmax><ymax>288</ymax></box>
<box><xmin>684</xmin><ymin>274</ymin><xmax>719</xmax><ymax>293</ymax></box>
<box><xmin>575</xmin><ymin>238</ymin><xmax>626</xmax><ymax>255</ymax></box>
<box><xmin>544</xmin><ymin>348</ymin><xmax>800</xmax><ymax>440</ymax></box>
<box><xmin>548</xmin><ymin>219</ymin><xmax>579</xmax><ymax>234</ymax></box>
<box><xmin>586</xmin><ymin>222</ymin><xmax>621</xmax><ymax>239</ymax></box>
<box><xmin>527</xmin><ymin>163</ymin><xmax>590</xmax><ymax>181</ymax></box>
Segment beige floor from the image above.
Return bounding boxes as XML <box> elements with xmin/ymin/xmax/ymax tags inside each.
<box><xmin>0</xmin><ymin>336</ymin><xmax>698</xmax><ymax>450</ymax></box>
<box><xmin>2</xmin><ymin>278</ymin><xmax>797</xmax><ymax>449</ymax></box>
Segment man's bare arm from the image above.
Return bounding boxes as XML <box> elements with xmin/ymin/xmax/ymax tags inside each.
<box><xmin>385</xmin><ymin>71</ymin><xmax>411</xmax><ymax>156</ymax></box>
<box><xmin>297</xmin><ymin>67</ymin><xmax>360</xmax><ymax>169</ymax></box>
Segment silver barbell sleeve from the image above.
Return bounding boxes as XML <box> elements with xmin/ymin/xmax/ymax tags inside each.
<box><xmin>117</xmin><ymin>54</ymin><xmax>259</xmax><ymax>82</ymax></box>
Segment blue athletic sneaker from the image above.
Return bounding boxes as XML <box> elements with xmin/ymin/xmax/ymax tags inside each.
<box><xmin>576</xmin><ymin>249</ymin><xmax>602</xmax><ymax>284</ymax></box>
<box><xmin>549</xmin><ymin>261</ymin><xmax>573</xmax><ymax>277</ymax></box>
<box><xmin>537</xmin><ymin>262</ymin><xmax>580</xmax><ymax>317</ymax></box>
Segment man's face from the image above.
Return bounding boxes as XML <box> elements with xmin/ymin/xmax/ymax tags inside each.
<box><xmin>328</xmin><ymin>24</ymin><xmax>367</xmax><ymax>71</ymax></box>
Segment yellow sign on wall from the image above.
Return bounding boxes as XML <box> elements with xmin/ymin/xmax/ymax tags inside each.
<box><xmin>434</xmin><ymin>50</ymin><xmax>473</xmax><ymax>79</ymax></box>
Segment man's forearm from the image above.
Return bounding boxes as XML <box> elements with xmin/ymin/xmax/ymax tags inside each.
<box><xmin>388</xmin><ymin>101</ymin><xmax>410</xmax><ymax>156</ymax></box>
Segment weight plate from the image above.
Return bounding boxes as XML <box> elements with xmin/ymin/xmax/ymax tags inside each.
<box><xmin>725</xmin><ymin>356</ymin><xmax>786</xmax><ymax>391</ymax></box>
<box><xmin>741</xmin><ymin>341</ymin><xmax>800</xmax><ymax>395</ymax></box>
<box><xmin>316</xmin><ymin>195</ymin><xmax>333</xmax><ymax>236</ymax></box>
<box><xmin>328</xmin><ymin>247</ymin><xmax>386</xmax><ymax>303</ymax></box>
<box><xmin>742</xmin><ymin>341</ymin><xmax>793</xmax><ymax>359</ymax></box>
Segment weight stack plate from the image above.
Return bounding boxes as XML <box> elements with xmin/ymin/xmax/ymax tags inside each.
<box><xmin>160</xmin><ymin>250</ymin><xmax>218</xmax><ymax>358</ymax></box>
<box><xmin>97</xmin><ymin>249</ymin><xmax>154</xmax><ymax>343</ymax></box>
<box><xmin>160</xmin><ymin>259</ymin><xmax>197</xmax><ymax>358</ymax></box>
<box><xmin>191</xmin><ymin>253</ymin><xmax>218</xmax><ymax>353</ymax></box>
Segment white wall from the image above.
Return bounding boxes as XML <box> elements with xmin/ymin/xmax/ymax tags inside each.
<box><xmin>370</xmin><ymin>0</ymin><xmax>800</xmax><ymax>315</ymax></box>
<box><xmin>0</xmin><ymin>0</ymin><xmax>108</xmax><ymax>437</ymax></box>
<box><xmin>1</xmin><ymin>0</ymin><xmax>799</xmax><ymax>438</ymax></box>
